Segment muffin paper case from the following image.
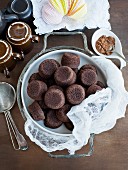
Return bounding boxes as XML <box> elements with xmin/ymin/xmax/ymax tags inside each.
<box><xmin>30</xmin><ymin>0</ymin><xmax>111</xmax><ymax>34</ymax></box>
<box><xmin>17</xmin><ymin>32</ymin><xmax>128</xmax><ymax>158</ymax></box>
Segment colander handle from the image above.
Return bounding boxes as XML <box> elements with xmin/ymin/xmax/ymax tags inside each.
<box><xmin>16</xmin><ymin>31</ymin><xmax>95</xmax><ymax>158</ymax></box>
<box><xmin>48</xmin><ymin>133</ymin><xmax>95</xmax><ymax>158</ymax></box>
<box><xmin>42</xmin><ymin>31</ymin><xmax>95</xmax><ymax>56</ymax></box>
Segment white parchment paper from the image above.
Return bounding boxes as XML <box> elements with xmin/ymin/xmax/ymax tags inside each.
<box><xmin>30</xmin><ymin>0</ymin><xmax>111</xmax><ymax>34</ymax></box>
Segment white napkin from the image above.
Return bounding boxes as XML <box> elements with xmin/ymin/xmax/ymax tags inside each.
<box><xmin>90</xmin><ymin>57</ymin><xmax>128</xmax><ymax>134</ymax></box>
<box><xmin>30</xmin><ymin>0</ymin><xmax>111</xmax><ymax>34</ymax></box>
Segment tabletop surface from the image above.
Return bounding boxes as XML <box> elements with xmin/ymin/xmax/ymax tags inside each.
<box><xmin>0</xmin><ymin>0</ymin><xmax>128</xmax><ymax>170</ymax></box>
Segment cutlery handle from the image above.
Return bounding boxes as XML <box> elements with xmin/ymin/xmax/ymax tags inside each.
<box><xmin>4</xmin><ymin>110</ymin><xmax>28</xmax><ymax>151</ymax></box>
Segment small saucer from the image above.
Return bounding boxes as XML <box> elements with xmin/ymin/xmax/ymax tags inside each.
<box><xmin>91</xmin><ymin>28</ymin><xmax>126</xmax><ymax>68</ymax></box>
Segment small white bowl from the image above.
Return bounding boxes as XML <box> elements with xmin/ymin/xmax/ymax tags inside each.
<box><xmin>91</xmin><ymin>28</ymin><xmax>126</xmax><ymax>68</ymax></box>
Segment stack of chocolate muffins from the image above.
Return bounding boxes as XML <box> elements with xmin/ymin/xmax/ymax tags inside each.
<box><xmin>27</xmin><ymin>53</ymin><xmax>105</xmax><ymax>131</ymax></box>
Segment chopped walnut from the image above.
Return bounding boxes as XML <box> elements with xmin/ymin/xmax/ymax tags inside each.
<box><xmin>96</xmin><ymin>35</ymin><xmax>115</xmax><ymax>55</ymax></box>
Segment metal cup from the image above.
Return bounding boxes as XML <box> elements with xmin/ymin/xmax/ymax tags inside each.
<box><xmin>6</xmin><ymin>21</ymin><xmax>39</xmax><ymax>55</ymax></box>
<box><xmin>0</xmin><ymin>40</ymin><xmax>23</xmax><ymax>78</ymax></box>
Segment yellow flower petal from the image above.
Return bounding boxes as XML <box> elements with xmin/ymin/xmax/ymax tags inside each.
<box><xmin>50</xmin><ymin>0</ymin><xmax>64</xmax><ymax>15</ymax></box>
<box><xmin>68</xmin><ymin>0</ymin><xmax>78</xmax><ymax>15</ymax></box>
<box><xmin>69</xmin><ymin>3</ymin><xmax>87</xmax><ymax>20</ymax></box>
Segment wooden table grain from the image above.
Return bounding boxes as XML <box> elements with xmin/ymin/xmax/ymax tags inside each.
<box><xmin>0</xmin><ymin>0</ymin><xmax>128</xmax><ymax>170</ymax></box>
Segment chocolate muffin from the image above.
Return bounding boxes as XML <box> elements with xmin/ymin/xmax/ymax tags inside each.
<box><xmin>56</xmin><ymin>104</ymin><xmax>71</xmax><ymax>122</ymax></box>
<box><xmin>28</xmin><ymin>101</ymin><xmax>45</xmax><ymax>121</ymax></box>
<box><xmin>28</xmin><ymin>73</ymin><xmax>43</xmax><ymax>83</ymax></box>
<box><xmin>39</xmin><ymin>59</ymin><xmax>59</xmax><ymax>79</ymax></box>
<box><xmin>64</xmin><ymin>121</ymin><xmax>74</xmax><ymax>131</ymax></box>
<box><xmin>49</xmin><ymin>85</ymin><xmax>63</xmax><ymax>92</ymax></box>
<box><xmin>44</xmin><ymin>89</ymin><xmax>65</xmax><ymax>109</ymax></box>
<box><xmin>86</xmin><ymin>84</ymin><xmax>102</xmax><ymax>96</ymax></box>
<box><xmin>61</xmin><ymin>53</ymin><xmax>80</xmax><ymax>68</ymax></box>
<box><xmin>70</xmin><ymin>72</ymin><xmax>77</xmax><ymax>85</ymax></box>
<box><xmin>27</xmin><ymin>80</ymin><xmax>47</xmax><ymax>100</ymax></box>
<box><xmin>80</xmin><ymin>69</ymin><xmax>97</xmax><ymax>86</ymax></box>
<box><xmin>66</xmin><ymin>84</ymin><xmax>85</xmax><ymax>105</ymax></box>
<box><xmin>80</xmin><ymin>64</ymin><xmax>97</xmax><ymax>73</ymax></box>
<box><xmin>44</xmin><ymin>110</ymin><xmax>62</xmax><ymax>129</ymax></box>
<box><xmin>72</xmin><ymin>68</ymin><xmax>79</xmax><ymax>74</ymax></box>
<box><xmin>96</xmin><ymin>81</ymin><xmax>105</xmax><ymax>88</ymax></box>
<box><xmin>46</xmin><ymin>76</ymin><xmax>55</xmax><ymax>87</ymax></box>
<box><xmin>54</xmin><ymin>60</ymin><xmax>60</xmax><ymax>67</ymax></box>
<box><xmin>38</xmin><ymin>100</ymin><xmax>48</xmax><ymax>110</ymax></box>
<box><xmin>54</xmin><ymin>66</ymin><xmax>76</xmax><ymax>86</ymax></box>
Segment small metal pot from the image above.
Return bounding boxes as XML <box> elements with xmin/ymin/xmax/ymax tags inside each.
<box><xmin>7</xmin><ymin>0</ymin><xmax>32</xmax><ymax>23</ymax></box>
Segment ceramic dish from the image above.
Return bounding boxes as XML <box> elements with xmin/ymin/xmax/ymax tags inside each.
<box><xmin>91</xmin><ymin>28</ymin><xmax>126</xmax><ymax>68</ymax></box>
<box><xmin>21</xmin><ymin>48</ymin><xmax>106</xmax><ymax>136</ymax></box>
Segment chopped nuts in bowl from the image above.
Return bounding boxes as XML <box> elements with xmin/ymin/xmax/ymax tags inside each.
<box><xmin>91</xmin><ymin>28</ymin><xmax>123</xmax><ymax>56</ymax></box>
<box><xmin>95</xmin><ymin>35</ymin><xmax>115</xmax><ymax>55</ymax></box>
<box><xmin>91</xmin><ymin>28</ymin><xmax>126</xmax><ymax>69</ymax></box>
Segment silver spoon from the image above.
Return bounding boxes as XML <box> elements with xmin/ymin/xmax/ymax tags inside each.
<box><xmin>0</xmin><ymin>82</ymin><xmax>28</xmax><ymax>150</ymax></box>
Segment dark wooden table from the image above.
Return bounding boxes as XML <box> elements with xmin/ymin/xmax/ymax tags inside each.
<box><xmin>0</xmin><ymin>0</ymin><xmax>128</xmax><ymax>170</ymax></box>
